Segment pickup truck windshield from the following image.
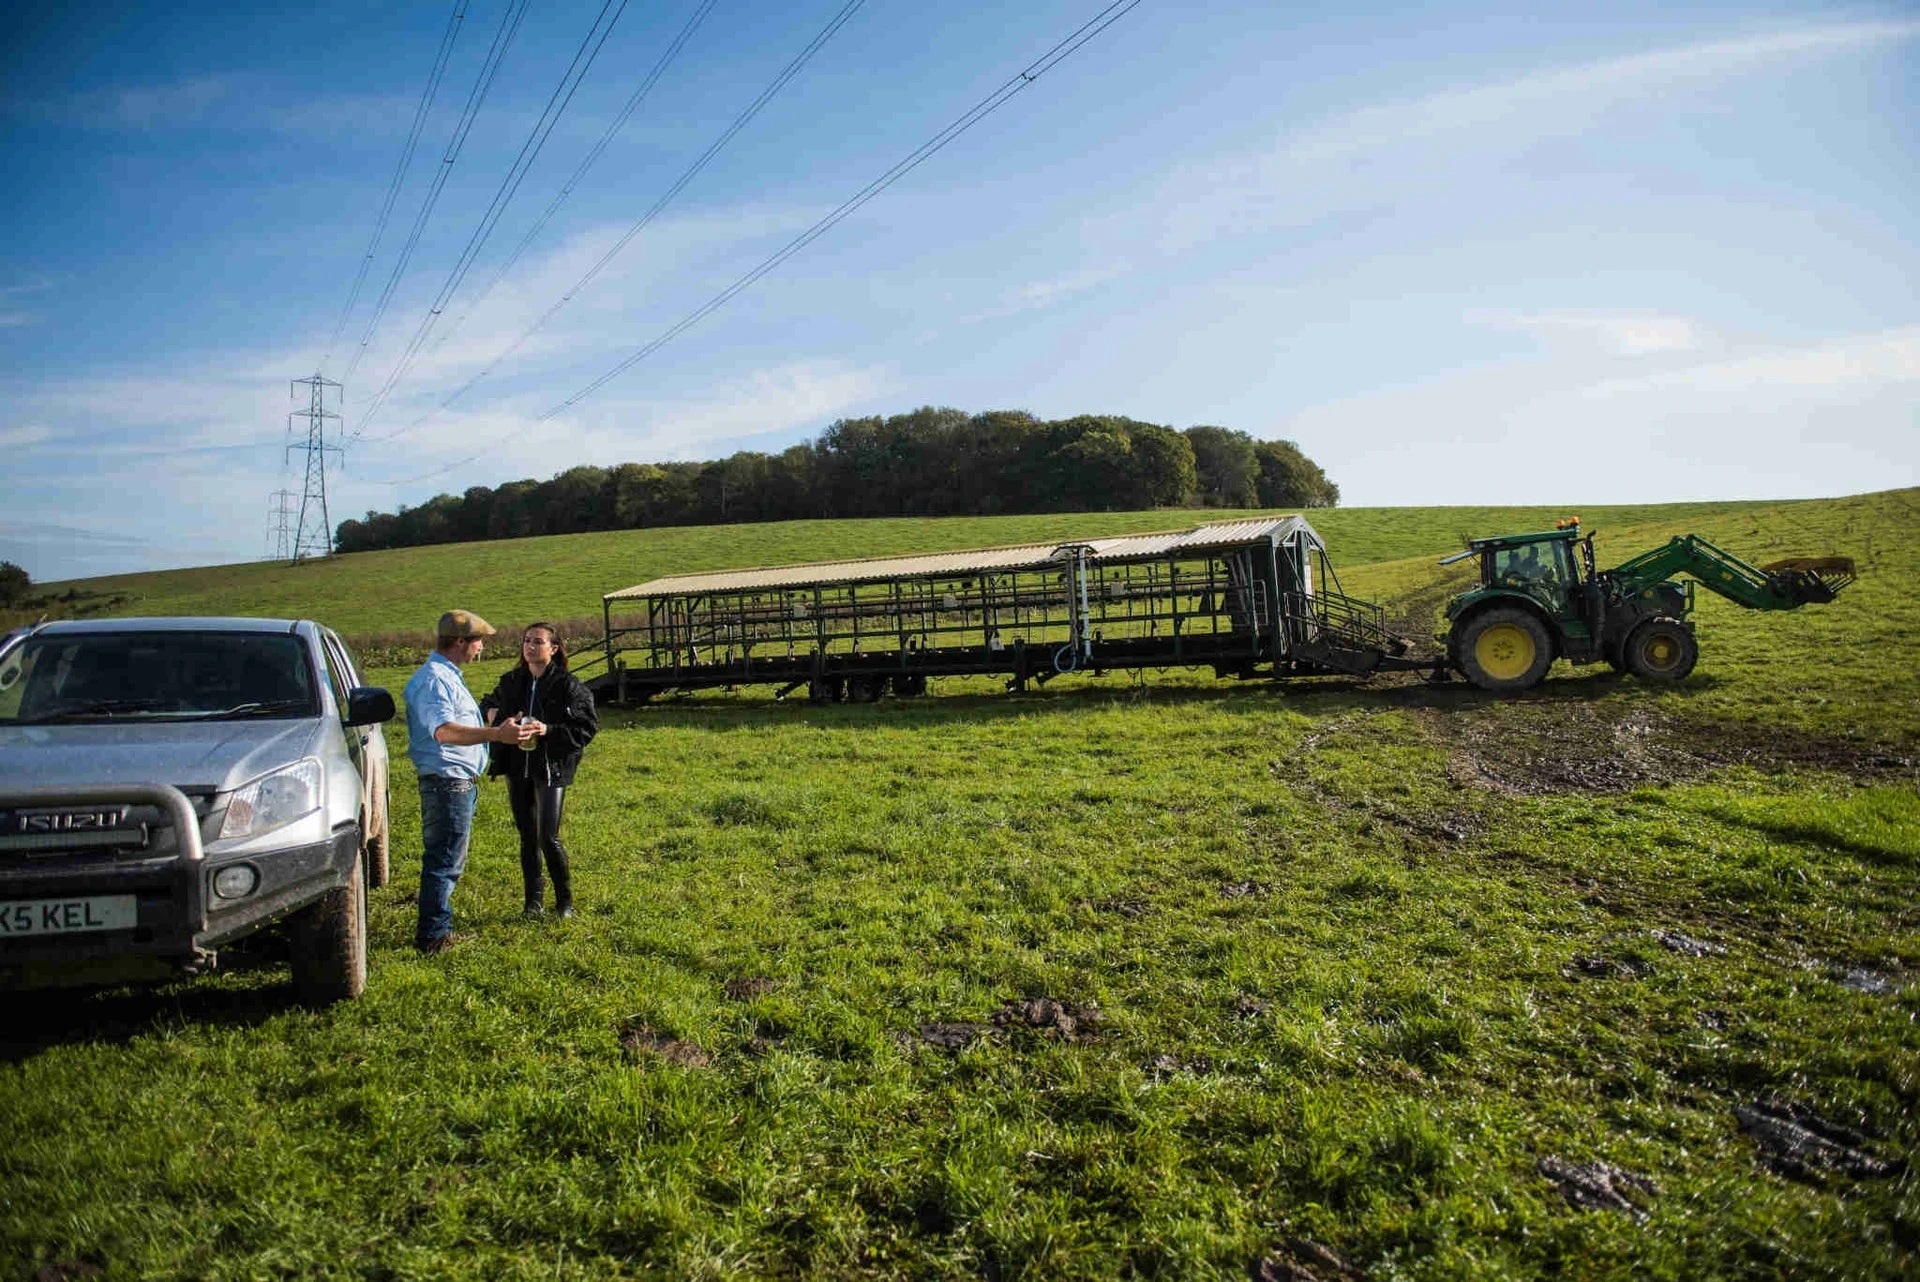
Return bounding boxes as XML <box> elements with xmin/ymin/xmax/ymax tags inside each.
<box><xmin>0</xmin><ymin>632</ymin><xmax>320</xmax><ymax>724</ymax></box>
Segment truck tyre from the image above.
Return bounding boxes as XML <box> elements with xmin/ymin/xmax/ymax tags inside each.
<box><xmin>291</xmin><ymin>849</ymin><xmax>368</xmax><ymax>1005</ymax></box>
<box><xmin>1624</xmin><ymin>617</ymin><xmax>1697</xmax><ymax>684</ymax></box>
<box><xmin>1456</xmin><ymin>606</ymin><xmax>1554</xmax><ymax>693</ymax></box>
<box><xmin>847</xmin><ymin>674</ymin><xmax>885</xmax><ymax>703</ymax></box>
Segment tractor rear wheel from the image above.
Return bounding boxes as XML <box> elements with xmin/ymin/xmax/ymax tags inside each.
<box><xmin>1457</xmin><ymin>607</ymin><xmax>1554</xmax><ymax>693</ymax></box>
<box><xmin>1624</xmin><ymin>617</ymin><xmax>1697</xmax><ymax>684</ymax></box>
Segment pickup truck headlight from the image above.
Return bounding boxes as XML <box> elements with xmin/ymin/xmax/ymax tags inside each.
<box><xmin>220</xmin><ymin>758</ymin><xmax>323</xmax><ymax>841</ymax></box>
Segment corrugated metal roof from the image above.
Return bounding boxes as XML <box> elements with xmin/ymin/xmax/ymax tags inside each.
<box><xmin>605</xmin><ymin>515</ymin><xmax>1322</xmax><ymax>600</ymax></box>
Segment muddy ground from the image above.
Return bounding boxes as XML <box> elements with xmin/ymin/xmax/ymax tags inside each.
<box><xmin>1363</xmin><ymin>696</ymin><xmax>1920</xmax><ymax>797</ymax></box>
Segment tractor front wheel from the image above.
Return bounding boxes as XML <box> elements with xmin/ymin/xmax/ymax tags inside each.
<box><xmin>1624</xmin><ymin>617</ymin><xmax>1697</xmax><ymax>684</ymax></box>
<box><xmin>1456</xmin><ymin>607</ymin><xmax>1554</xmax><ymax>694</ymax></box>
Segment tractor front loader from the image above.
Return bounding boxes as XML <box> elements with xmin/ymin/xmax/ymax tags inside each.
<box><xmin>1440</xmin><ymin>521</ymin><xmax>1855</xmax><ymax>694</ymax></box>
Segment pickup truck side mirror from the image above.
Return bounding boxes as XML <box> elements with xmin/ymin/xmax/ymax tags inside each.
<box><xmin>345</xmin><ymin>686</ymin><xmax>396</xmax><ymax>727</ymax></box>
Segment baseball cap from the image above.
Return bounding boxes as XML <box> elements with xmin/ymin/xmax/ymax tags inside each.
<box><xmin>437</xmin><ymin>609</ymin><xmax>497</xmax><ymax>640</ymax></box>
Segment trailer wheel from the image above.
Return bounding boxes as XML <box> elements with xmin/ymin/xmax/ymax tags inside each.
<box><xmin>1625</xmin><ymin>617</ymin><xmax>1697</xmax><ymax>684</ymax></box>
<box><xmin>291</xmin><ymin>847</ymin><xmax>368</xmax><ymax>1006</ymax></box>
<box><xmin>890</xmin><ymin>673</ymin><xmax>927</xmax><ymax>698</ymax></box>
<box><xmin>1456</xmin><ymin>607</ymin><xmax>1553</xmax><ymax>693</ymax></box>
<box><xmin>847</xmin><ymin>674</ymin><xmax>886</xmax><ymax>703</ymax></box>
<box><xmin>808</xmin><ymin>675</ymin><xmax>846</xmax><ymax>704</ymax></box>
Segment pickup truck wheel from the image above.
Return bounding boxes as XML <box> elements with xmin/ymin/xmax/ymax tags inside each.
<box><xmin>1456</xmin><ymin>607</ymin><xmax>1553</xmax><ymax>693</ymax></box>
<box><xmin>291</xmin><ymin>849</ymin><xmax>368</xmax><ymax>1005</ymax></box>
<box><xmin>1625</xmin><ymin>617</ymin><xmax>1697</xmax><ymax>684</ymax></box>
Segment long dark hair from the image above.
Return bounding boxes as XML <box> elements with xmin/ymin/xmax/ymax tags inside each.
<box><xmin>515</xmin><ymin>622</ymin><xmax>569</xmax><ymax>675</ymax></box>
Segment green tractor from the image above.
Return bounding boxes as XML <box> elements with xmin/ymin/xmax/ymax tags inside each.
<box><xmin>1440</xmin><ymin>520</ymin><xmax>1855</xmax><ymax>694</ymax></box>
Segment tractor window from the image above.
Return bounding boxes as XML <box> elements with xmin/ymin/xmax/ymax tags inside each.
<box><xmin>1493</xmin><ymin>544</ymin><xmax>1558</xmax><ymax>587</ymax></box>
<box><xmin>1549</xmin><ymin>540</ymin><xmax>1578</xmax><ymax>586</ymax></box>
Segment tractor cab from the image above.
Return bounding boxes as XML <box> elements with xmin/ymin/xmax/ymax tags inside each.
<box><xmin>1443</xmin><ymin>521</ymin><xmax>1592</xmax><ymax>626</ymax></box>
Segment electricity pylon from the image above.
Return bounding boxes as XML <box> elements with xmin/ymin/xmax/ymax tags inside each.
<box><xmin>265</xmin><ymin>488</ymin><xmax>297</xmax><ymax>561</ymax></box>
<box><xmin>287</xmin><ymin>373</ymin><xmax>343</xmax><ymax>563</ymax></box>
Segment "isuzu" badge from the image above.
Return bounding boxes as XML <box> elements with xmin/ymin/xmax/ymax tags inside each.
<box><xmin>12</xmin><ymin>808</ymin><xmax>129</xmax><ymax>834</ymax></box>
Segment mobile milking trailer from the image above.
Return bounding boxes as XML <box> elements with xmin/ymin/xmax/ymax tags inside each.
<box><xmin>584</xmin><ymin>517</ymin><xmax>1433</xmax><ymax>706</ymax></box>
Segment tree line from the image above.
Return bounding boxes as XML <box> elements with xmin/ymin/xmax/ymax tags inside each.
<box><xmin>333</xmin><ymin>408</ymin><xmax>1339</xmax><ymax>554</ymax></box>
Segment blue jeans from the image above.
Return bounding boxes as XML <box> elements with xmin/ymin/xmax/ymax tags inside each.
<box><xmin>416</xmin><ymin>774</ymin><xmax>478</xmax><ymax>945</ymax></box>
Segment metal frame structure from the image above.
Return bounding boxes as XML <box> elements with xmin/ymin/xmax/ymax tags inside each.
<box><xmin>589</xmin><ymin>517</ymin><xmax>1419</xmax><ymax>704</ymax></box>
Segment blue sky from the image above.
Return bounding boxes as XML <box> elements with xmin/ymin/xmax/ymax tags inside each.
<box><xmin>2</xmin><ymin>1</ymin><xmax>1914</xmax><ymax>581</ymax></box>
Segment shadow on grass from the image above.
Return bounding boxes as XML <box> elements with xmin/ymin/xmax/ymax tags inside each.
<box><xmin>1710</xmin><ymin>812</ymin><xmax>1916</xmax><ymax>868</ymax></box>
<box><xmin>0</xmin><ymin>954</ymin><xmax>306</xmax><ymax>1064</ymax></box>
<box><xmin>597</xmin><ymin>667</ymin><xmax>1728</xmax><ymax>732</ymax></box>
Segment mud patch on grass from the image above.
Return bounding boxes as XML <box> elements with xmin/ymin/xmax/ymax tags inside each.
<box><xmin>1835</xmin><ymin>967</ymin><xmax>1898</xmax><ymax>996</ymax></box>
<box><xmin>1082</xmin><ymin>895</ymin><xmax>1150</xmax><ymax>919</ymax></box>
<box><xmin>1414</xmin><ymin>702</ymin><xmax>1916</xmax><ymax>796</ymax></box>
<box><xmin>1220</xmin><ymin>880</ymin><xmax>1271</xmax><ymax>899</ymax></box>
<box><xmin>723</xmin><ymin>975</ymin><xmax>776</xmax><ymax>1000</ymax></box>
<box><xmin>1538</xmin><ymin>1156</ymin><xmax>1658</xmax><ymax>1223</ymax></box>
<box><xmin>33</xmin><ymin>1262</ymin><xmax>106</xmax><ymax>1282</ymax></box>
<box><xmin>1143</xmin><ymin>1052</ymin><xmax>1211</xmax><ymax>1080</ymax></box>
<box><xmin>617</xmin><ymin>1021</ymin><xmax>712</xmax><ymax>1068</ymax></box>
<box><xmin>1734</xmin><ymin>1098</ymin><xmax>1901</xmax><ymax>1182</ymax></box>
<box><xmin>993</xmin><ymin>997</ymin><xmax>1102</xmax><ymax>1043</ymax></box>
<box><xmin>915</xmin><ymin>1022</ymin><xmax>991</xmax><ymax>1051</ymax></box>
<box><xmin>743</xmin><ymin>1018</ymin><xmax>791</xmax><ymax>1057</ymax></box>
<box><xmin>1563</xmin><ymin>954</ymin><xmax>1651</xmax><ymax>980</ymax></box>
<box><xmin>1253</xmin><ymin>1238</ymin><xmax>1366</xmax><ymax>1281</ymax></box>
<box><xmin>1649</xmin><ymin>928</ymin><xmax>1726</xmax><ymax>957</ymax></box>
<box><xmin>1234</xmin><ymin>994</ymin><xmax>1271</xmax><ymax>1018</ymax></box>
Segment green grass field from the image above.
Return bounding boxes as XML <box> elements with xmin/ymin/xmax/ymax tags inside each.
<box><xmin>4</xmin><ymin>490</ymin><xmax>1916</xmax><ymax>1279</ymax></box>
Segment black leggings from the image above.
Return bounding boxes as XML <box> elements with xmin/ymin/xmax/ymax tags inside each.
<box><xmin>506</xmin><ymin>777</ymin><xmax>571</xmax><ymax>905</ymax></box>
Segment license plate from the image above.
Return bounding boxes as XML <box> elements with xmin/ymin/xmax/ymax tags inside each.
<box><xmin>0</xmin><ymin>895</ymin><xmax>139</xmax><ymax>936</ymax></box>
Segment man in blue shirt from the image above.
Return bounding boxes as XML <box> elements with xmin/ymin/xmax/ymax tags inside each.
<box><xmin>405</xmin><ymin>609</ymin><xmax>540</xmax><ymax>953</ymax></box>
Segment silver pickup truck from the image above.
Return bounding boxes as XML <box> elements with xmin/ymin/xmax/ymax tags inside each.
<box><xmin>0</xmin><ymin>617</ymin><xmax>394</xmax><ymax>1004</ymax></box>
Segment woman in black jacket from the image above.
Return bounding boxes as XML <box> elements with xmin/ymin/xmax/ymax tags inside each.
<box><xmin>481</xmin><ymin>622</ymin><xmax>599</xmax><ymax>918</ymax></box>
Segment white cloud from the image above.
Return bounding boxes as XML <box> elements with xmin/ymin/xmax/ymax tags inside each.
<box><xmin>0</xmin><ymin>426</ymin><xmax>52</xmax><ymax>448</ymax></box>
<box><xmin>1578</xmin><ymin>327</ymin><xmax>1920</xmax><ymax>397</ymax></box>
<box><xmin>340</xmin><ymin>203</ymin><xmax>822</xmax><ymax>440</ymax></box>
<box><xmin>1283</xmin><ymin>326</ymin><xmax>1920</xmax><ymax>506</ymax></box>
<box><xmin>263</xmin><ymin>93</ymin><xmax>436</xmax><ymax>139</ymax></box>
<box><xmin>348</xmin><ymin>358</ymin><xmax>887</xmax><ymax>504</ymax></box>
<box><xmin>13</xmin><ymin>77</ymin><xmax>232</xmax><ymax>130</ymax></box>
<box><xmin>1280</xmin><ymin>23</ymin><xmax>1919</xmax><ymax>165</ymax></box>
<box><xmin>957</xmin><ymin>262</ymin><xmax>1132</xmax><ymax>325</ymax></box>
<box><xmin>1468</xmin><ymin>309</ymin><xmax>1706</xmax><ymax>355</ymax></box>
<box><xmin>1153</xmin><ymin>19</ymin><xmax>1920</xmax><ymax>251</ymax></box>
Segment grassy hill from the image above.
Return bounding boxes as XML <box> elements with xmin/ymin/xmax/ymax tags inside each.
<box><xmin>17</xmin><ymin>493</ymin><xmax>1868</xmax><ymax>638</ymax></box>
<box><xmin>3</xmin><ymin>489</ymin><xmax>1916</xmax><ymax>1279</ymax></box>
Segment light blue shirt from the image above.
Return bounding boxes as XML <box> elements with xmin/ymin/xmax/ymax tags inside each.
<box><xmin>404</xmin><ymin>651</ymin><xmax>488</xmax><ymax>779</ymax></box>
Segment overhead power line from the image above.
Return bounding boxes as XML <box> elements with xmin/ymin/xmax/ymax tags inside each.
<box><xmin>392</xmin><ymin>0</ymin><xmax>1145</xmax><ymax>487</ymax></box>
<box><xmin>422</xmin><ymin>0</ymin><xmax>718</xmax><ymax>373</ymax></box>
<box><xmin>358</xmin><ymin>0</ymin><xmax>867</xmax><ymax>448</ymax></box>
<box><xmin>341</xmin><ymin>0</ymin><xmax>533</xmax><ymax>386</ymax></box>
<box><xmin>348</xmin><ymin>0</ymin><xmax>632</xmax><ymax>443</ymax></box>
<box><xmin>318</xmin><ymin>0</ymin><xmax>468</xmax><ymax>376</ymax></box>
